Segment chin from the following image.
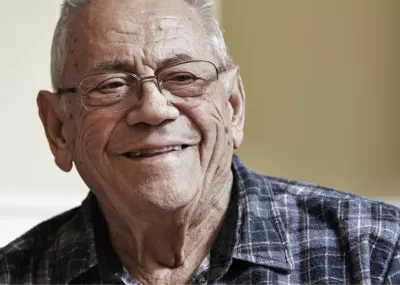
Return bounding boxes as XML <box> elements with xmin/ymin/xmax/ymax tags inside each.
<box><xmin>118</xmin><ymin>168</ymin><xmax>202</xmax><ymax>212</ymax></box>
<box><xmin>80</xmin><ymin>150</ymin><xmax>203</xmax><ymax>213</ymax></box>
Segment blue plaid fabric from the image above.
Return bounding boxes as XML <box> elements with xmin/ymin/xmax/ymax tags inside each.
<box><xmin>1</xmin><ymin>155</ymin><xmax>399</xmax><ymax>284</ymax></box>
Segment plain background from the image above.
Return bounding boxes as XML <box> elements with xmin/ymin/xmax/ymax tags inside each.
<box><xmin>223</xmin><ymin>0</ymin><xmax>400</xmax><ymax>198</ymax></box>
<box><xmin>0</xmin><ymin>1</ymin><xmax>86</xmax><ymax>245</ymax></box>
<box><xmin>0</xmin><ymin>1</ymin><xmax>87</xmax><ymax>196</ymax></box>
<box><xmin>0</xmin><ymin>1</ymin><xmax>399</xmax><ymax>245</ymax></box>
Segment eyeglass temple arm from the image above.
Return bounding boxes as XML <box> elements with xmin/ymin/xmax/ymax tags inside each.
<box><xmin>56</xmin><ymin>87</ymin><xmax>77</xmax><ymax>95</ymax></box>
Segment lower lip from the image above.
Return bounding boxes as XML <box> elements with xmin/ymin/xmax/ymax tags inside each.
<box><xmin>122</xmin><ymin>147</ymin><xmax>190</xmax><ymax>163</ymax></box>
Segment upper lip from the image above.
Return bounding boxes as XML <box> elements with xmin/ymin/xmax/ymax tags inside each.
<box><xmin>121</xmin><ymin>142</ymin><xmax>192</xmax><ymax>155</ymax></box>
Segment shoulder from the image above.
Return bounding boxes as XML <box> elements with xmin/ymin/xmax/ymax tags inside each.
<box><xmin>267</xmin><ymin>176</ymin><xmax>400</xmax><ymax>282</ymax></box>
<box><xmin>0</xmin><ymin>207</ymin><xmax>80</xmax><ymax>284</ymax></box>
<box><xmin>233</xmin><ymin>156</ymin><xmax>400</xmax><ymax>282</ymax></box>
<box><xmin>233</xmin><ymin>155</ymin><xmax>400</xmax><ymax>223</ymax></box>
<box><xmin>240</xmin><ymin>158</ymin><xmax>400</xmax><ymax>236</ymax></box>
<box><xmin>264</xmin><ymin>172</ymin><xmax>400</xmax><ymax>227</ymax></box>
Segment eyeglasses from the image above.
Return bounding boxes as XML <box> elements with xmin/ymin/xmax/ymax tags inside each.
<box><xmin>57</xmin><ymin>60</ymin><xmax>221</xmax><ymax>112</ymax></box>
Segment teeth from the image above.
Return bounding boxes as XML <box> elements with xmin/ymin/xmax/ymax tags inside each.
<box><xmin>129</xmin><ymin>151</ymin><xmax>142</xmax><ymax>157</ymax></box>
<box><xmin>127</xmin><ymin>145</ymin><xmax>183</xmax><ymax>157</ymax></box>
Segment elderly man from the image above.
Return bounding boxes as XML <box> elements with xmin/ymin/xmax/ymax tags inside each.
<box><xmin>1</xmin><ymin>0</ymin><xmax>400</xmax><ymax>284</ymax></box>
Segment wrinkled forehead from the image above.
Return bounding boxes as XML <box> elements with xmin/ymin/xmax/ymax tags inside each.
<box><xmin>68</xmin><ymin>0</ymin><xmax>211</xmax><ymax>72</ymax></box>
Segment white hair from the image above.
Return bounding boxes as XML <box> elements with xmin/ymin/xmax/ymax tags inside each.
<box><xmin>50</xmin><ymin>0</ymin><xmax>232</xmax><ymax>90</ymax></box>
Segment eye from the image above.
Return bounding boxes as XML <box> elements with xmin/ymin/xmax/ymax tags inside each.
<box><xmin>97</xmin><ymin>79</ymin><xmax>127</xmax><ymax>90</ymax></box>
<box><xmin>103</xmin><ymin>82</ymin><xmax>124</xmax><ymax>89</ymax></box>
<box><xmin>164</xmin><ymin>72</ymin><xmax>196</xmax><ymax>83</ymax></box>
<box><xmin>173</xmin><ymin>74</ymin><xmax>194</xmax><ymax>81</ymax></box>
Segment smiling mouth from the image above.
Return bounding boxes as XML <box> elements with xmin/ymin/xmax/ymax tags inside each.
<box><xmin>123</xmin><ymin>145</ymin><xmax>189</xmax><ymax>158</ymax></box>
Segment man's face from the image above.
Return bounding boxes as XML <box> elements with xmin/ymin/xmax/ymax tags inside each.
<box><xmin>40</xmin><ymin>0</ymin><xmax>245</xmax><ymax>214</ymax></box>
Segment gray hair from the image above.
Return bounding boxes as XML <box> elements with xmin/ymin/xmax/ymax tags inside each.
<box><xmin>51</xmin><ymin>0</ymin><xmax>232</xmax><ymax>90</ymax></box>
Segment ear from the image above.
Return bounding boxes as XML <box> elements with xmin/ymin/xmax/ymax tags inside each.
<box><xmin>224</xmin><ymin>68</ymin><xmax>246</xmax><ymax>149</ymax></box>
<box><xmin>37</xmin><ymin>90</ymin><xmax>73</xmax><ymax>172</ymax></box>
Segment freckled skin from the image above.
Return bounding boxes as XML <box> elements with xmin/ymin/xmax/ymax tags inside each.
<box><xmin>37</xmin><ymin>0</ymin><xmax>245</xmax><ymax>284</ymax></box>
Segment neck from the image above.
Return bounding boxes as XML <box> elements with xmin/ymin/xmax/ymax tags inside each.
<box><xmin>99</xmin><ymin>173</ymin><xmax>233</xmax><ymax>285</ymax></box>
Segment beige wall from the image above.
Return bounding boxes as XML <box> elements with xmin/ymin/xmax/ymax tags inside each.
<box><xmin>222</xmin><ymin>0</ymin><xmax>400</xmax><ymax>197</ymax></box>
<box><xmin>0</xmin><ymin>0</ymin><xmax>88</xmax><ymax>196</ymax></box>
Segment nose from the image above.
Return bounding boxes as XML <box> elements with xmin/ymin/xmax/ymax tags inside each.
<box><xmin>126</xmin><ymin>79</ymin><xmax>179</xmax><ymax>126</ymax></box>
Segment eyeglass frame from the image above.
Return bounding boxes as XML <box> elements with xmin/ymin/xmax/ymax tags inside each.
<box><xmin>56</xmin><ymin>59</ymin><xmax>223</xmax><ymax>102</ymax></box>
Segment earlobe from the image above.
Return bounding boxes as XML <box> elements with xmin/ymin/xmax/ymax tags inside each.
<box><xmin>37</xmin><ymin>91</ymin><xmax>73</xmax><ymax>172</ymax></box>
<box><xmin>227</xmin><ymin>68</ymin><xmax>246</xmax><ymax>150</ymax></box>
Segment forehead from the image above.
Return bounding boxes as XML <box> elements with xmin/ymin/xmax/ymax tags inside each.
<box><xmin>67</xmin><ymin>0</ymin><xmax>211</xmax><ymax>75</ymax></box>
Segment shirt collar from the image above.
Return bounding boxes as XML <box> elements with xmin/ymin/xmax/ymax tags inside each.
<box><xmin>51</xmin><ymin>192</ymin><xmax>100</xmax><ymax>284</ymax></box>
<box><xmin>230</xmin><ymin>155</ymin><xmax>294</xmax><ymax>271</ymax></box>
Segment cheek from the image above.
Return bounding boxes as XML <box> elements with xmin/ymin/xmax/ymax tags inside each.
<box><xmin>72</xmin><ymin>112</ymin><xmax>121</xmax><ymax>162</ymax></box>
<box><xmin>198</xmin><ymin>93</ymin><xmax>232</xmax><ymax>134</ymax></box>
<box><xmin>171</xmin><ymin>92</ymin><xmax>232</xmax><ymax>149</ymax></box>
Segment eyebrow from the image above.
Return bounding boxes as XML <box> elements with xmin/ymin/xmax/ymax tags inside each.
<box><xmin>92</xmin><ymin>61</ymin><xmax>133</xmax><ymax>73</ymax></box>
<box><xmin>88</xmin><ymin>53</ymin><xmax>196</xmax><ymax>74</ymax></box>
<box><xmin>157</xmin><ymin>53</ymin><xmax>195</xmax><ymax>68</ymax></box>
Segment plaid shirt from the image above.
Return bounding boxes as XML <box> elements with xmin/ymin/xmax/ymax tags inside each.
<box><xmin>1</xmin><ymin>156</ymin><xmax>400</xmax><ymax>284</ymax></box>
